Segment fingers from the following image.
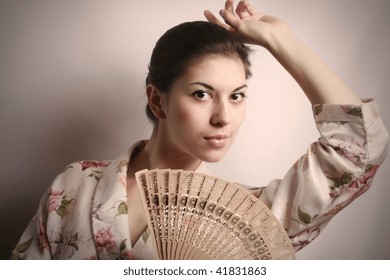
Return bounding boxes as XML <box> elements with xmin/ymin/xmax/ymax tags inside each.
<box><xmin>204</xmin><ymin>0</ymin><xmax>258</xmax><ymax>33</ymax></box>
<box><xmin>204</xmin><ymin>8</ymin><xmax>241</xmax><ymax>33</ymax></box>
<box><xmin>235</xmin><ymin>1</ymin><xmax>251</xmax><ymax>18</ymax></box>
<box><xmin>219</xmin><ymin>9</ymin><xmax>243</xmax><ymax>31</ymax></box>
<box><xmin>240</xmin><ymin>0</ymin><xmax>258</xmax><ymax>16</ymax></box>
<box><xmin>204</xmin><ymin>10</ymin><xmax>232</xmax><ymax>31</ymax></box>
<box><xmin>225</xmin><ymin>0</ymin><xmax>235</xmax><ymax>14</ymax></box>
<box><xmin>204</xmin><ymin>10</ymin><xmax>221</xmax><ymax>25</ymax></box>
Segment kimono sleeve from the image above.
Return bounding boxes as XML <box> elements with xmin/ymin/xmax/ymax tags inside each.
<box><xmin>252</xmin><ymin>99</ymin><xmax>389</xmax><ymax>252</ymax></box>
<box><xmin>10</xmin><ymin>189</ymin><xmax>52</xmax><ymax>259</ymax></box>
<box><xmin>10</xmin><ymin>163</ymin><xmax>83</xmax><ymax>259</ymax></box>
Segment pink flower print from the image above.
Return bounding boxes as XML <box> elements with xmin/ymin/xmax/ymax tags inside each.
<box><xmin>345</xmin><ymin>165</ymin><xmax>379</xmax><ymax>193</ymax></box>
<box><xmin>48</xmin><ymin>189</ymin><xmax>64</xmax><ymax>212</ymax></box>
<box><xmin>38</xmin><ymin>220</ymin><xmax>50</xmax><ymax>253</ymax></box>
<box><xmin>348</xmin><ymin>180</ymin><xmax>359</xmax><ymax>191</ymax></box>
<box><xmin>123</xmin><ymin>249</ymin><xmax>135</xmax><ymax>260</ymax></box>
<box><xmin>344</xmin><ymin>165</ymin><xmax>379</xmax><ymax>203</ymax></box>
<box><xmin>334</xmin><ymin>146</ymin><xmax>362</xmax><ymax>166</ymax></box>
<box><xmin>291</xmin><ymin>227</ymin><xmax>321</xmax><ymax>251</ymax></box>
<box><xmin>95</xmin><ymin>226</ymin><xmax>116</xmax><ymax>252</ymax></box>
<box><xmin>359</xmin><ymin>165</ymin><xmax>379</xmax><ymax>186</ymax></box>
<box><xmin>80</xmin><ymin>160</ymin><xmax>110</xmax><ymax>171</ymax></box>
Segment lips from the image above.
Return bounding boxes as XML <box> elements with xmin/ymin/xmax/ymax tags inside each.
<box><xmin>204</xmin><ymin>134</ymin><xmax>229</xmax><ymax>140</ymax></box>
<box><xmin>204</xmin><ymin>134</ymin><xmax>230</xmax><ymax>148</ymax></box>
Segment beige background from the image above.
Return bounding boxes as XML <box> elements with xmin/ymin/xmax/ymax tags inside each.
<box><xmin>0</xmin><ymin>0</ymin><xmax>389</xmax><ymax>259</ymax></box>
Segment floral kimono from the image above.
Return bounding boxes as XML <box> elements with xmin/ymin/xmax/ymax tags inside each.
<box><xmin>11</xmin><ymin>99</ymin><xmax>388</xmax><ymax>259</ymax></box>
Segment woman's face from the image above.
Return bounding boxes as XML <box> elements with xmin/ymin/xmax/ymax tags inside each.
<box><xmin>159</xmin><ymin>55</ymin><xmax>248</xmax><ymax>163</ymax></box>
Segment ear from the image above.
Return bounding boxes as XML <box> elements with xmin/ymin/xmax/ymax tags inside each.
<box><xmin>146</xmin><ymin>84</ymin><xmax>166</xmax><ymax>120</ymax></box>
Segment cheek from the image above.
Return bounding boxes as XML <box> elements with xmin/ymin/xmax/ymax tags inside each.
<box><xmin>241</xmin><ymin>106</ymin><xmax>247</xmax><ymax>123</ymax></box>
<box><xmin>235</xmin><ymin>105</ymin><xmax>247</xmax><ymax>127</ymax></box>
<box><xmin>175</xmin><ymin>106</ymin><xmax>191</xmax><ymax>121</ymax></box>
<box><xmin>171</xmin><ymin>101</ymin><xmax>205</xmax><ymax>128</ymax></box>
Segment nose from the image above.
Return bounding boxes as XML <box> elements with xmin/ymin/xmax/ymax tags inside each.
<box><xmin>210</xmin><ymin>100</ymin><xmax>231</xmax><ymax>127</ymax></box>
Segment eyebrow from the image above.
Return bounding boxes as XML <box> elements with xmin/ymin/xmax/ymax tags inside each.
<box><xmin>189</xmin><ymin>82</ymin><xmax>248</xmax><ymax>92</ymax></box>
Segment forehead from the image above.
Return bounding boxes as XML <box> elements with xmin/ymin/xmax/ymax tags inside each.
<box><xmin>179</xmin><ymin>55</ymin><xmax>247</xmax><ymax>87</ymax></box>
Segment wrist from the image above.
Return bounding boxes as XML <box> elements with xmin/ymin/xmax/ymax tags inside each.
<box><xmin>265</xmin><ymin>22</ymin><xmax>302</xmax><ymax>61</ymax></box>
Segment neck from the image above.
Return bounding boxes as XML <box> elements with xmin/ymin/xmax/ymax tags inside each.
<box><xmin>129</xmin><ymin>128</ymin><xmax>202</xmax><ymax>174</ymax></box>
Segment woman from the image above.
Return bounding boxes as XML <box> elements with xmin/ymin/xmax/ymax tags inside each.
<box><xmin>12</xmin><ymin>0</ymin><xmax>388</xmax><ymax>259</ymax></box>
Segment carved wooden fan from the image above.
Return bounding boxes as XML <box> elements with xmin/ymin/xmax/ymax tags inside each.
<box><xmin>135</xmin><ymin>169</ymin><xmax>295</xmax><ymax>260</ymax></box>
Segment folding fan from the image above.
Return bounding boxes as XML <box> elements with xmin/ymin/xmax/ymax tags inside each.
<box><xmin>135</xmin><ymin>169</ymin><xmax>296</xmax><ymax>260</ymax></box>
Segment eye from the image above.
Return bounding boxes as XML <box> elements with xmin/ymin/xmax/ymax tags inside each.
<box><xmin>192</xmin><ymin>90</ymin><xmax>212</xmax><ymax>101</ymax></box>
<box><xmin>230</xmin><ymin>92</ymin><xmax>246</xmax><ymax>102</ymax></box>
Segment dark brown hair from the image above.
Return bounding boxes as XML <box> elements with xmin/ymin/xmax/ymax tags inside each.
<box><xmin>146</xmin><ymin>21</ymin><xmax>252</xmax><ymax>124</ymax></box>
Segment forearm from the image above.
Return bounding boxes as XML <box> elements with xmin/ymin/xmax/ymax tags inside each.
<box><xmin>265</xmin><ymin>23</ymin><xmax>362</xmax><ymax>105</ymax></box>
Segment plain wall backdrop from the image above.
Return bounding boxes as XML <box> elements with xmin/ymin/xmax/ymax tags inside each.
<box><xmin>0</xmin><ymin>0</ymin><xmax>389</xmax><ymax>259</ymax></box>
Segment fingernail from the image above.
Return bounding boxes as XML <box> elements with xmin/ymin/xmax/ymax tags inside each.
<box><xmin>219</xmin><ymin>9</ymin><xmax>226</xmax><ymax>17</ymax></box>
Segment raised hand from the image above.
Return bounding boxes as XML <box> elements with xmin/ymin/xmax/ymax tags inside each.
<box><xmin>205</xmin><ymin>0</ymin><xmax>361</xmax><ymax>105</ymax></box>
<box><xmin>204</xmin><ymin>0</ymin><xmax>289</xmax><ymax>48</ymax></box>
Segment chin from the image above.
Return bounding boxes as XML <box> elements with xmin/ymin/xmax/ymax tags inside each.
<box><xmin>199</xmin><ymin>152</ymin><xmax>227</xmax><ymax>163</ymax></box>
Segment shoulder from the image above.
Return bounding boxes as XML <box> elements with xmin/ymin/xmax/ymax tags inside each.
<box><xmin>47</xmin><ymin>160</ymin><xmax>113</xmax><ymax>211</ymax></box>
<box><xmin>51</xmin><ymin>160</ymin><xmax>112</xmax><ymax>187</ymax></box>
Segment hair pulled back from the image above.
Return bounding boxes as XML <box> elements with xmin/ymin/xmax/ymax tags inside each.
<box><xmin>146</xmin><ymin>21</ymin><xmax>252</xmax><ymax>125</ymax></box>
